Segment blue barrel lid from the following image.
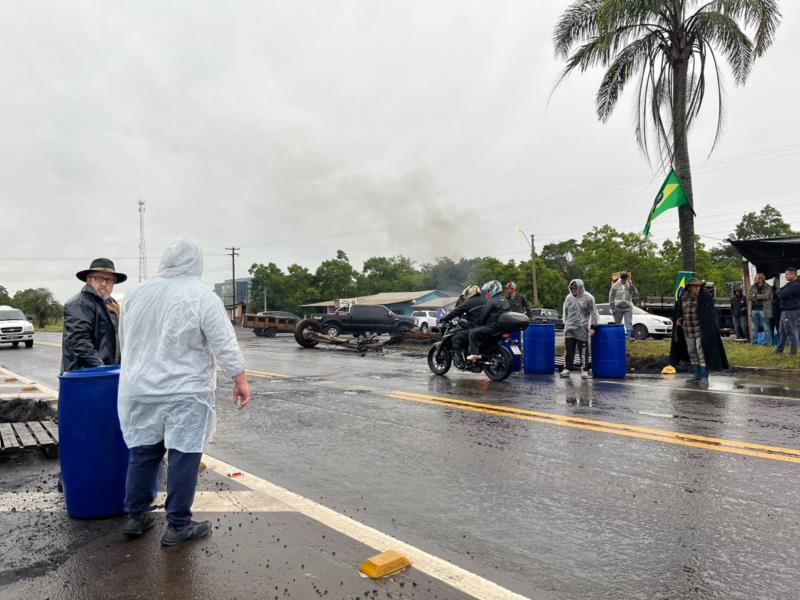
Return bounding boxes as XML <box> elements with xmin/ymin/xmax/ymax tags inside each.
<box><xmin>594</xmin><ymin>323</ymin><xmax>625</xmax><ymax>328</ymax></box>
<box><xmin>60</xmin><ymin>365</ymin><xmax>121</xmax><ymax>380</ymax></box>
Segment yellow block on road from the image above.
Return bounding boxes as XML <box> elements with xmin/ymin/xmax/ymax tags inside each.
<box><xmin>359</xmin><ymin>550</ymin><xmax>411</xmax><ymax>579</ymax></box>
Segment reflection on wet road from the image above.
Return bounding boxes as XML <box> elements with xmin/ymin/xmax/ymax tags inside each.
<box><xmin>3</xmin><ymin>331</ymin><xmax>800</xmax><ymax>599</ymax></box>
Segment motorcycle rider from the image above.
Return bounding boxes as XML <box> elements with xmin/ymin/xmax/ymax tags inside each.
<box><xmin>440</xmin><ymin>285</ymin><xmax>484</xmax><ymax>355</ymax></box>
<box><xmin>467</xmin><ymin>280</ymin><xmax>510</xmax><ymax>361</ymax></box>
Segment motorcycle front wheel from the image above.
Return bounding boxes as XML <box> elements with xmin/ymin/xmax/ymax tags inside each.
<box><xmin>427</xmin><ymin>342</ymin><xmax>452</xmax><ymax>375</ymax></box>
<box><xmin>483</xmin><ymin>345</ymin><xmax>514</xmax><ymax>382</ymax></box>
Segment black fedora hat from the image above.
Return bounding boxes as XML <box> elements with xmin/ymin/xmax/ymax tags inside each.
<box><xmin>76</xmin><ymin>258</ymin><xmax>127</xmax><ymax>284</ymax></box>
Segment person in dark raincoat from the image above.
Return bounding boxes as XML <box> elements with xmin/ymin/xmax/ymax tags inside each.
<box><xmin>670</xmin><ymin>277</ymin><xmax>728</xmax><ymax>385</ymax></box>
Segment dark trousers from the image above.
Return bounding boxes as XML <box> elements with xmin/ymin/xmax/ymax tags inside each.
<box><xmin>468</xmin><ymin>326</ymin><xmax>495</xmax><ymax>355</ymax></box>
<box><xmin>777</xmin><ymin>309</ymin><xmax>799</xmax><ymax>354</ymax></box>
<box><xmin>451</xmin><ymin>329</ymin><xmax>469</xmax><ymax>353</ymax></box>
<box><xmin>732</xmin><ymin>314</ymin><xmax>749</xmax><ymax>339</ymax></box>
<box><xmin>125</xmin><ymin>440</ymin><xmax>202</xmax><ymax>529</ymax></box>
<box><xmin>564</xmin><ymin>337</ymin><xmax>589</xmax><ymax>371</ymax></box>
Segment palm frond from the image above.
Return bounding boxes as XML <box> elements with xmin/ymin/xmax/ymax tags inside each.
<box><xmin>688</xmin><ymin>11</ymin><xmax>753</xmax><ymax>83</ymax></box>
<box><xmin>596</xmin><ymin>33</ymin><xmax>659</xmax><ymax>121</ymax></box>
<box><xmin>695</xmin><ymin>0</ymin><xmax>780</xmax><ymax>55</ymax></box>
<box><xmin>554</xmin><ymin>0</ymin><xmax>604</xmax><ymax>57</ymax></box>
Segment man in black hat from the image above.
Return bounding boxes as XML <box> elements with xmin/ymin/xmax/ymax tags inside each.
<box><xmin>62</xmin><ymin>258</ymin><xmax>127</xmax><ymax>372</ymax></box>
<box><xmin>670</xmin><ymin>277</ymin><xmax>728</xmax><ymax>385</ymax></box>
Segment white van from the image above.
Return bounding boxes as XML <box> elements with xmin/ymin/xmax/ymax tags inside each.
<box><xmin>0</xmin><ymin>306</ymin><xmax>35</xmax><ymax>348</ymax></box>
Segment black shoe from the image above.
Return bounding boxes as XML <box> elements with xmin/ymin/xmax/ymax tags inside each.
<box><xmin>124</xmin><ymin>512</ymin><xmax>156</xmax><ymax>538</ymax></box>
<box><xmin>161</xmin><ymin>520</ymin><xmax>213</xmax><ymax>546</ymax></box>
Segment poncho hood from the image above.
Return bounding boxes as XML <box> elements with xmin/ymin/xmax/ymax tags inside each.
<box><xmin>569</xmin><ymin>278</ymin><xmax>586</xmax><ymax>297</ymax></box>
<box><xmin>158</xmin><ymin>239</ymin><xmax>204</xmax><ymax>279</ymax></box>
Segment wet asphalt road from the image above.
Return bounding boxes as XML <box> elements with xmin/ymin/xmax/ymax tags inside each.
<box><xmin>2</xmin><ymin>331</ymin><xmax>800</xmax><ymax>599</ymax></box>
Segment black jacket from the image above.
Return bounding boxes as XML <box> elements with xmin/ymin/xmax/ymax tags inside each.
<box><xmin>507</xmin><ymin>293</ymin><xmax>530</xmax><ymax>315</ymax></box>
<box><xmin>61</xmin><ymin>285</ymin><xmax>118</xmax><ymax>372</ymax></box>
<box><xmin>730</xmin><ymin>293</ymin><xmax>747</xmax><ymax>317</ymax></box>
<box><xmin>478</xmin><ymin>295</ymin><xmax>511</xmax><ymax>327</ymax></box>
<box><xmin>777</xmin><ymin>279</ymin><xmax>800</xmax><ymax>311</ymax></box>
<box><xmin>445</xmin><ymin>296</ymin><xmax>485</xmax><ymax>325</ymax></box>
<box><xmin>670</xmin><ymin>289</ymin><xmax>729</xmax><ymax>371</ymax></box>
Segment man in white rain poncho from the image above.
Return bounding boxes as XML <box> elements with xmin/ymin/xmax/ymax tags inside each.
<box><xmin>118</xmin><ymin>239</ymin><xmax>250</xmax><ymax>546</ymax></box>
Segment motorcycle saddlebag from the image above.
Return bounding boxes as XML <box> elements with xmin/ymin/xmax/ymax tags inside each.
<box><xmin>496</xmin><ymin>312</ymin><xmax>530</xmax><ymax>332</ymax></box>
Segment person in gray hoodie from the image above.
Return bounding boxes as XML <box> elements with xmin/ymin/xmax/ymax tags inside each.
<box><xmin>608</xmin><ymin>270</ymin><xmax>637</xmax><ymax>341</ymax></box>
<box><xmin>561</xmin><ymin>279</ymin><xmax>599</xmax><ymax>379</ymax></box>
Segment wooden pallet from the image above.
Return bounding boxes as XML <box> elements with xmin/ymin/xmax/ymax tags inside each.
<box><xmin>0</xmin><ymin>420</ymin><xmax>59</xmax><ymax>458</ymax></box>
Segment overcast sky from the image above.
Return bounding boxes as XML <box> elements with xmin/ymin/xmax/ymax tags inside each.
<box><xmin>2</xmin><ymin>1</ymin><xmax>799</xmax><ymax>302</ymax></box>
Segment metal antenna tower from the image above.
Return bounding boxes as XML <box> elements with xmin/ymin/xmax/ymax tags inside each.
<box><xmin>138</xmin><ymin>199</ymin><xmax>148</xmax><ymax>282</ymax></box>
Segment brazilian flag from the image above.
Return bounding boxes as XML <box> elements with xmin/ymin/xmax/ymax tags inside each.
<box><xmin>642</xmin><ymin>169</ymin><xmax>691</xmax><ymax>237</ymax></box>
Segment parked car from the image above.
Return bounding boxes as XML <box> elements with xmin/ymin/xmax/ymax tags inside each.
<box><xmin>412</xmin><ymin>310</ymin><xmax>439</xmax><ymax>332</ymax></box>
<box><xmin>0</xmin><ymin>306</ymin><xmax>35</xmax><ymax>348</ymax></box>
<box><xmin>242</xmin><ymin>311</ymin><xmax>299</xmax><ymax>337</ymax></box>
<box><xmin>595</xmin><ymin>303</ymin><xmax>673</xmax><ymax>340</ymax></box>
<box><xmin>528</xmin><ymin>308</ymin><xmax>564</xmax><ymax>330</ymax></box>
<box><xmin>310</xmin><ymin>304</ymin><xmax>416</xmax><ymax>337</ymax></box>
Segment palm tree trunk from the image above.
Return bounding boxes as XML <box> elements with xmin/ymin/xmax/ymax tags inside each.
<box><xmin>671</xmin><ymin>58</ymin><xmax>696</xmax><ymax>272</ymax></box>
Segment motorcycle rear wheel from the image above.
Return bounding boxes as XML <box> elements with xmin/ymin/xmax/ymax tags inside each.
<box><xmin>483</xmin><ymin>345</ymin><xmax>514</xmax><ymax>381</ymax></box>
<box><xmin>427</xmin><ymin>342</ymin><xmax>452</xmax><ymax>375</ymax></box>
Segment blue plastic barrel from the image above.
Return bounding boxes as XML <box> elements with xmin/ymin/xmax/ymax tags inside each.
<box><xmin>58</xmin><ymin>365</ymin><xmax>129</xmax><ymax>518</ymax></box>
<box><xmin>504</xmin><ymin>331</ymin><xmax>523</xmax><ymax>371</ymax></box>
<box><xmin>591</xmin><ymin>324</ymin><xmax>627</xmax><ymax>378</ymax></box>
<box><xmin>523</xmin><ymin>324</ymin><xmax>555</xmax><ymax>374</ymax></box>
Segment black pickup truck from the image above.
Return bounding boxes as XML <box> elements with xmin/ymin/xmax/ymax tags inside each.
<box><xmin>295</xmin><ymin>304</ymin><xmax>416</xmax><ymax>347</ymax></box>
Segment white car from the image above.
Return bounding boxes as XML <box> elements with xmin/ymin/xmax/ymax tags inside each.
<box><xmin>596</xmin><ymin>303</ymin><xmax>673</xmax><ymax>340</ymax></box>
<box><xmin>0</xmin><ymin>305</ymin><xmax>35</xmax><ymax>348</ymax></box>
<box><xmin>411</xmin><ymin>310</ymin><xmax>438</xmax><ymax>332</ymax></box>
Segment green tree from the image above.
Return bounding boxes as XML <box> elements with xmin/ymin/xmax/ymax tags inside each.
<box><xmin>361</xmin><ymin>256</ymin><xmax>424</xmax><ymax>295</ymax></box>
<box><xmin>516</xmin><ymin>258</ymin><xmax>568</xmax><ymax>310</ymax></box>
<box><xmin>12</xmin><ymin>288</ymin><xmax>62</xmax><ymax>328</ymax></box>
<box><xmin>541</xmin><ymin>239</ymin><xmax>582</xmax><ymax>282</ymax></box>
<box><xmin>712</xmin><ymin>204</ymin><xmax>796</xmax><ymax>268</ymax></box>
<box><xmin>0</xmin><ymin>285</ymin><xmax>11</xmax><ymax>305</ymax></box>
<box><xmin>419</xmin><ymin>257</ymin><xmax>477</xmax><ymax>292</ymax></box>
<box><xmin>554</xmin><ymin>0</ymin><xmax>780</xmax><ymax>271</ymax></box>
<box><xmin>249</xmin><ymin>262</ymin><xmax>288</xmax><ymax>313</ymax></box>
<box><xmin>733</xmin><ymin>204</ymin><xmax>795</xmax><ymax>240</ymax></box>
<box><xmin>314</xmin><ymin>250</ymin><xmax>359</xmax><ymax>300</ymax></box>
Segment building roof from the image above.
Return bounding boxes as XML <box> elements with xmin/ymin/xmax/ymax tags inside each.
<box><xmin>300</xmin><ymin>300</ymin><xmax>338</xmax><ymax>308</ymax></box>
<box><xmin>729</xmin><ymin>235</ymin><xmax>800</xmax><ymax>279</ymax></box>
<box><xmin>356</xmin><ymin>290</ymin><xmax>439</xmax><ymax>305</ymax></box>
<box><xmin>412</xmin><ymin>296</ymin><xmax>460</xmax><ymax>310</ymax></box>
<box><xmin>300</xmin><ymin>290</ymin><xmax>446</xmax><ymax>309</ymax></box>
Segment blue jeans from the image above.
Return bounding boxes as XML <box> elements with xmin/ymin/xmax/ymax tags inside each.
<box><xmin>751</xmin><ymin>310</ymin><xmax>773</xmax><ymax>344</ymax></box>
<box><xmin>125</xmin><ymin>440</ymin><xmax>202</xmax><ymax>529</ymax></box>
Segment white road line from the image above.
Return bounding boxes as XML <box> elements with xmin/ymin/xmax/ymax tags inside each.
<box><xmin>202</xmin><ymin>454</ymin><xmax>531</xmax><ymax>600</ymax></box>
<box><xmin>0</xmin><ymin>366</ymin><xmax>59</xmax><ymax>403</ymax></box>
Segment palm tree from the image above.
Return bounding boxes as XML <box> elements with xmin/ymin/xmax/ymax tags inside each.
<box><xmin>554</xmin><ymin>0</ymin><xmax>780</xmax><ymax>270</ymax></box>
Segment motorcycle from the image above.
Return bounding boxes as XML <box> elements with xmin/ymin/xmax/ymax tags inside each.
<box><xmin>427</xmin><ymin>312</ymin><xmax>529</xmax><ymax>382</ymax></box>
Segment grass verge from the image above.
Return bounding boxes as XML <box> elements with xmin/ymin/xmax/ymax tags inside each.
<box><xmin>613</xmin><ymin>339</ymin><xmax>799</xmax><ymax>371</ymax></box>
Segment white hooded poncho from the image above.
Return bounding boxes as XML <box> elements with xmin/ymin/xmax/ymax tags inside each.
<box><xmin>117</xmin><ymin>239</ymin><xmax>245</xmax><ymax>453</ymax></box>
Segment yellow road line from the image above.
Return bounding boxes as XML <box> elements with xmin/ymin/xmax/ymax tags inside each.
<box><xmin>387</xmin><ymin>390</ymin><xmax>800</xmax><ymax>465</ymax></box>
<box><xmin>245</xmin><ymin>368</ymin><xmax>290</xmax><ymax>379</ymax></box>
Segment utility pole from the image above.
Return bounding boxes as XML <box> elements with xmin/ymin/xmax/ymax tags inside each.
<box><xmin>530</xmin><ymin>234</ymin><xmax>539</xmax><ymax>306</ymax></box>
<box><xmin>516</xmin><ymin>227</ymin><xmax>539</xmax><ymax>306</ymax></box>
<box><xmin>225</xmin><ymin>246</ymin><xmax>240</xmax><ymax>312</ymax></box>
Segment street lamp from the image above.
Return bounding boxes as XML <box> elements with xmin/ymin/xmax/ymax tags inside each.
<box><xmin>515</xmin><ymin>226</ymin><xmax>539</xmax><ymax>306</ymax></box>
